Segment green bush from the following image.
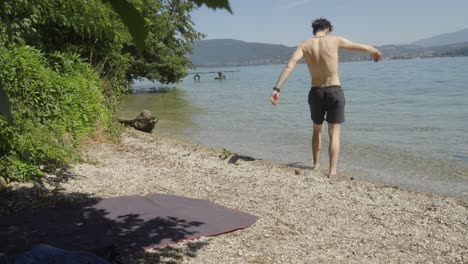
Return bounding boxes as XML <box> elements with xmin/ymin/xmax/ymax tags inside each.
<box><xmin>0</xmin><ymin>46</ymin><xmax>110</xmax><ymax>182</ymax></box>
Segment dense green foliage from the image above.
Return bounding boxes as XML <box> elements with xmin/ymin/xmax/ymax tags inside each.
<box><xmin>0</xmin><ymin>0</ymin><xmax>231</xmax><ymax>182</ymax></box>
<box><xmin>127</xmin><ymin>0</ymin><xmax>204</xmax><ymax>83</ymax></box>
<box><xmin>0</xmin><ymin>46</ymin><xmax>109</xmax><ymax>181</ymax></box>
<box><xmin>0</xmin><ymin>0</ymin><xmax>204</xmax><ymax>84</ymax></box>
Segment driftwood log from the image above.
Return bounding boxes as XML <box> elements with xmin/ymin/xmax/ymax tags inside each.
<box><xmin>118</xmin><ymin>110</ymin><xmax>158</xmax><ymax>133</ymax></box>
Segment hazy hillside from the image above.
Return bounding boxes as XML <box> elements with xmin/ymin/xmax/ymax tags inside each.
<box><xmin>411</xmin><ymin>28</ymin><xmax>468</xmax><ymax>47</ymax></box>
<box><xmin>340</xmin><ymin>42</ymin><xmax>468</xmax><ymax>61</ymax></box>
<box><xmin>190</xmin><ymin>37</ymin><xmax>468</xmax><ymax>67</ymax></box>
<box><xmin>190</xmin><ymin>39</ymin><xmax>293</xmax><ymax>67</ymax></box>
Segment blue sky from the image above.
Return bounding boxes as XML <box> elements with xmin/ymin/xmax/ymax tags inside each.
<box><xmin>191</xmin><ymin>0</ymin><xmax>468</xmax><ymax>47</ymax></box>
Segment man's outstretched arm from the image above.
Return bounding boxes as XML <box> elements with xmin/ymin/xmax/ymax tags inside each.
<box><xmin>338</xmin><ymin>37</ymin><xmax>382</xmax><ymax>62</ymax></box>
<box><xmin>270</xmin><ymin>46</ymin><xmax>304</xmax><ymax>105</ymax></box>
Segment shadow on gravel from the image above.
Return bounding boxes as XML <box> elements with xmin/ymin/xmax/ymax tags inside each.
<box><xmin>0</xmin><ymin>182</ymin><xmax>209</xmax><ymax>263</ymax></box>
<box><xmin>228</xmin><ymin>154</ymin><xmax>256</xmax><ymax>164</ymax></box>
<box><xmin>117</xmin><ymin>240</ymin><xmax>209</xmax><ymax>264</ymax></box>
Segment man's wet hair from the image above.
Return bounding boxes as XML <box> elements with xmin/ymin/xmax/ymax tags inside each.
<box><xmin>312</xmin><ymin>18</ymin><xmax>333</xmax><ymax>35</ymax></box>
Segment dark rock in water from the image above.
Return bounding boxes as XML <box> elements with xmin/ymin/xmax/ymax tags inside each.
<box><xmin>118</xmin><ymin>110</ymin><xmax>158</xmax><ymax>133</ymax></box>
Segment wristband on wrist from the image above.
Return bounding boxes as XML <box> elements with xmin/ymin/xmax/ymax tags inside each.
<box><xmin>273</xmin><ymin>87</ymin><xmax>280</xmax><ymax>93</ymax></box>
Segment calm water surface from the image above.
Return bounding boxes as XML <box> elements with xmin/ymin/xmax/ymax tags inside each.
<box><xmin>120</xmin><ymin>57</ymin><xmax>468</xmax><ymax>200</ymax></box>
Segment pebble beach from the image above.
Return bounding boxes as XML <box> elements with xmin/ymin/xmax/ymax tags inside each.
<box><xmin>2</xmin><ymin>130</ymin><xmax>467</xmax><ymax>263</ymax></box>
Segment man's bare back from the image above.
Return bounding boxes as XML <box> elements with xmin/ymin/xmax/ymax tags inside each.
<box><xmin>302</xmin><ymin>36</ymin><xmax>341</xmax><ymax>87</ymax></box>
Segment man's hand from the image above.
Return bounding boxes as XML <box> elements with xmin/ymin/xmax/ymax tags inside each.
<box><xmin>270</xmin><ymin>90</ymin><xmax>279</xmax><ymax>106</ymax></box>
<box><xmin>371</xmin><ymin>50</ymin><xmax>382</xmax><ymax>62</ymax></box>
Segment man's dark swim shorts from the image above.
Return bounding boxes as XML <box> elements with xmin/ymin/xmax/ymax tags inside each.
<box><xmin>308</xmin><ymin>85</ymin><xmax>345</xmax><ymax>124</ymax></box>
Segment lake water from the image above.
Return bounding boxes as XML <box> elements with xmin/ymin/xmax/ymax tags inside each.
<box><xmin>119</xmin><ymin>57</ymin><xmax>468</xmax><ymax>200</ymax></box>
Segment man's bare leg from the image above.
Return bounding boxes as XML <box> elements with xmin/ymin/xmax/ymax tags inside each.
<box><xmin>312</xmin><ymin>123</ymin><xmax>323</xmax><ymax>170</ymax></box>
<box><xmin>328</xmin><ymin>123</ymin><xmax>341</xmax><ymax>176</ymax></box>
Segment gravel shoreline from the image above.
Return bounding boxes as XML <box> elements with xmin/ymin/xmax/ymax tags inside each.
<box><xmin>3</xmin><ymin>130</ymin><xmax>467</xmax><ymax>263</ymax></box>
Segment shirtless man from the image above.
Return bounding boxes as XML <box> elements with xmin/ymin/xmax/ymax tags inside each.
<box><xmin>270</xmin><ymin>18</ymin><xmax>381</xmax><ymax>176</ymax></box>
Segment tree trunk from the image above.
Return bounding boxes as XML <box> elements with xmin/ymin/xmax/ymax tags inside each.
<box><xmin>118</xmin><ymin>110</ymin><xmax>158</xmax><ymax>133</ymax></box>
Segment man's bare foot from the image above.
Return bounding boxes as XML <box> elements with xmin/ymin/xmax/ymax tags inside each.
<box><xmin>326</xmin><ymin>173</ymin><xmax>336</xmax><ymax>178</ymax></box>
<box><xmin>311</xmin><ymin>164</ymin><xmax>320</xmax><ymax>171</ymax></box>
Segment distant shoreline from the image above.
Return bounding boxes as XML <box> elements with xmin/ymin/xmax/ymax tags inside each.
<box><xmin>192</xmin><ymin>54</ymin><xmax>468</xmax><ymax>68</ymax></box>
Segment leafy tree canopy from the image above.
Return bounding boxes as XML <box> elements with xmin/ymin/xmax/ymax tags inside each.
<box><xmin>0</xmin><ymin>0</ymin><xmax>231</xmax><ymax>182</ymax></box>
<box><xmin>0</xmin><ymin>0</ymin><xmax>232</xmax><ymax>123</ymax></box>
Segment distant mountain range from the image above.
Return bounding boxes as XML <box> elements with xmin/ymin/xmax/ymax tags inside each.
<box><xmin>190</xmin><ymin>39</ymin><xmax>293</xmax><ymax>67</ymax></box>
<box><xmin>189</xmin><ymin>29</ymin><xmax>468</xmax><ymax>67</ymax></box>
<box><xmin>411</xmin><ymin>28</ymin><xmax>468</xmax><ymax>47</ymax></box>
